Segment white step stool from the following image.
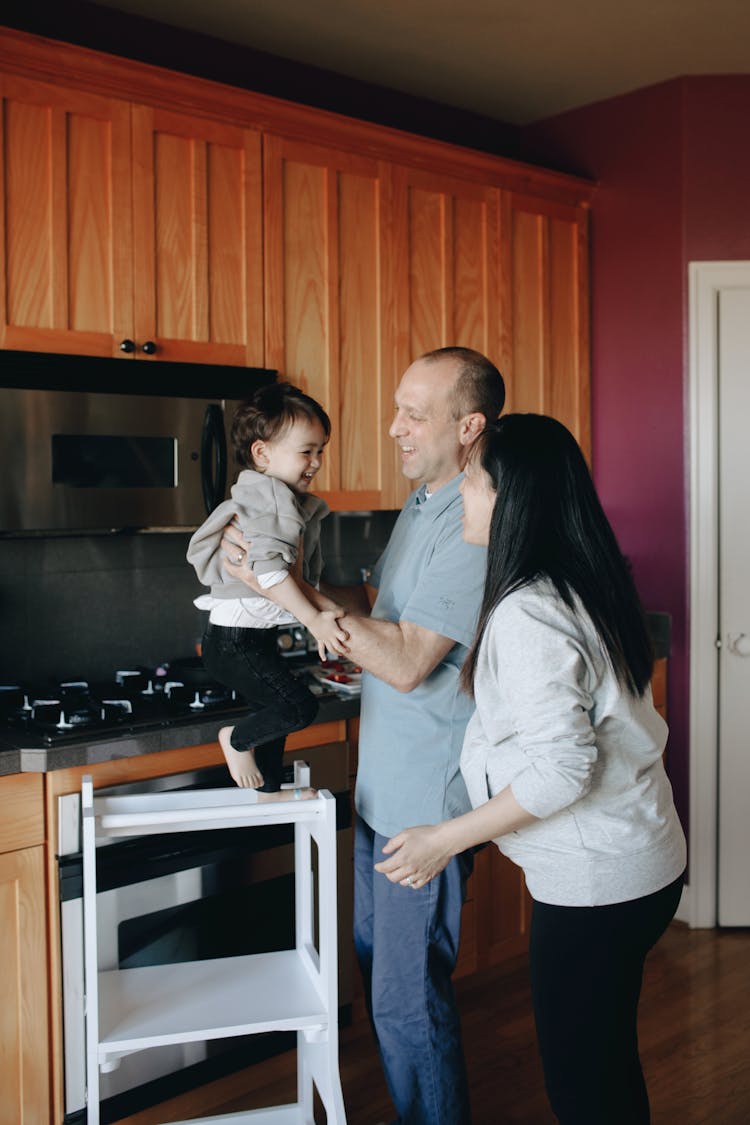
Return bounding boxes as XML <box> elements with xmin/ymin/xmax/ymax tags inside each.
<box><xmin>81</xmin><ymin>776</ymin><xmax>346</xmax><ymax>1124</ymax></box>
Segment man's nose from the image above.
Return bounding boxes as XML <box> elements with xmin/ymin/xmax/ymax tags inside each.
<box><xmin>389</xmin><ymin>411</ymin><xmax>405</xmax><ymax>438</ymax></box>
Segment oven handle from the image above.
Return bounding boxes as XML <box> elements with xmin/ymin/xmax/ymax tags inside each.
<box><xmin>201</xmin><ymin>404</ymin><xmax>228</xmax><ymax>514</ymax></box>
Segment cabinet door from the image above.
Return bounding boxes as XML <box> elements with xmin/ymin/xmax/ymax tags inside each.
<box><xmin>264</xmin><ymin>135</ymin><xmax>390</xmax><ymax>510</ymax></box>
<box><xmin>0</xmin><ymin>74</ymin><xmax>133</xmax><ymax>357</ymax></box>
<box><xmin>472</xmin><ymin>843</ymin><xmax>532</xmax><ymax>966</ymax></box>
<box><xmin>0</xmin><ymin>846</ymin><xmax>51</xmax><ymax>1124</ymax></box>
<box><xmin>509</xmin><ymin>195</ymin><xmax>591</xmax><ymax>456</ymax></box>
<box><xmin>387</xmin><ymin>164</ymin><xmax>508</xmax><ymax>507</ymax></box>
<box><xmin>131</xmin><ymin>105</ymin><xmax>264</xmax><ymax>368</ymax></box>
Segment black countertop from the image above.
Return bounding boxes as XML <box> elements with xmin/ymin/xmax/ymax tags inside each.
<box><xmin>0</xmin><ymin>691</ymin><xmax>359</xmax><ymax>777</ymax></box>
<box><xmin>0</xmin><ymin>615</ymin><xmax>669</xmax><ymax>778</ymax></box>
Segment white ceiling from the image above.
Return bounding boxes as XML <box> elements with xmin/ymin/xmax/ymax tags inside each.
<box><xmin>91</xmin><ymin>0</ymin><xmax>750</xmax><ymax>125</ymax></box>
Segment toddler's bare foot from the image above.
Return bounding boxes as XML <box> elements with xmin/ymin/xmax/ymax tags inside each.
<box><xmin>256</xmin><ymin>788</ymin><xmax>318</xmax><ymax>803</ymax></box>
<box><xmin>218</xmin><ymin>727</ymin><xmax>264</xmax><ymax>788</ymax></box>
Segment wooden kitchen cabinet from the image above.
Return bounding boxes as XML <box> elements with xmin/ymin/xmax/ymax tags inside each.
<box><xmin>0</xmin><ymin>74</ymin><xmax>133</xmax><ymax>358</ymax></box>
<box><xmin>0</xmin><ymin>27</ymin><xmax>592</xmax><ymax>500</ymax></box>
<box><xmin>0</xmin><ymin>774</ymin><xmax>51</xmax><ymax>1125</ymax></box>
<box><xmin>508</xmin><ymin>193</ymin><xmax>591</xmax><ymax>456</ymax></box>
<box><xmin>0</xmin><ymin>75</ymin><xmax>264</xmax><ymax>369</ymax></box>
<box><xmin>386</xmin><ymin>164</ymin><xmax>510</xmax><ymax>509</ymax></box>
<box><xmin>130</xmin><ymin>105</ymin><xmax>264</xmax><ymax>367</ymax></box>
<box><xmin>264</xmin><ymin>135</ymin><xmax>395</xmax><ymax>510</ymax></box>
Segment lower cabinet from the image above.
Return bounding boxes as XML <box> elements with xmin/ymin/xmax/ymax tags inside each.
<box><xmin>0</xmin><ymin>775</ymin><xmax>51</xmax><ymax>1125</ymax></box>
<box><xmin>457</xmin><ymin>846</ymin><xmax>531</xmax><ymax>979</ymax></box>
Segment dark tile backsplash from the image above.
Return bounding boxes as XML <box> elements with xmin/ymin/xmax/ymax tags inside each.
<box><xmin>0</xmin><ymin>510</ymin><xmax>399</xmax><ymax>684</ymax></box>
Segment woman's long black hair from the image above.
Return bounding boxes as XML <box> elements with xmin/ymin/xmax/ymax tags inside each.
<box><xmin>460</xmin><ymin>414</ymin><xmax>653</xmax><ymax>697</ymax></box>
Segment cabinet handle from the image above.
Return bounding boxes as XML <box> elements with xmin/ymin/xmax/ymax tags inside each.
<box><xmin>141</xmin><ymin>341</ymin><xmax>157</xmax><ymax>355</ymax></box>
<box><xmin>119</xmin><ymin>339</ymin><xmax>135</xmax><ymax>353</ymax></box>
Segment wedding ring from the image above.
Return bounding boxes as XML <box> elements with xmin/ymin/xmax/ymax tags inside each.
<box><xmin>405</xmin><ymin>875</ymin><xmax>413</xmax><ymax>886</ymax></box>
<box><xmin>235</xmin><ymin>552</ymin><xmax>243</xmax><ymax>564</ymax></box>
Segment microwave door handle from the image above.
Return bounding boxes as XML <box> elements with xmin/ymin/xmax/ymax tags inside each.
<box><xmin>201</xmin><ymin>405</ymin><xmax>228</xmax><ymax>514</ymax></box>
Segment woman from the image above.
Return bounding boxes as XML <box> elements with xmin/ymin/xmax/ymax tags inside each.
<box><xmin>375</xmin><ymin>414</ymin><xmax>686</xmax><ymax>1125</ymax></box>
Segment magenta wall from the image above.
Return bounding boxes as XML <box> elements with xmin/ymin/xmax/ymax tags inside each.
<box><xmin>683</xmin><ymin>77</ymin><xmax>750</xmax><ymax>259</ymax></box>
<box><xmin>521</xmin><ymin>82</ymin><xmax>690</xmax><ymax>830</ymax></box>
<box><xmin>520</xmin><ymin>75</ymin><xmax>750</xmax><ymax>842</ymax></box>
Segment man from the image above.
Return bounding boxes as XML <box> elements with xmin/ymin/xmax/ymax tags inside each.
<box><xmin>223</xmin><ymin>346</ymin><xmax>505</xmax><ymax>1124</ymax></box>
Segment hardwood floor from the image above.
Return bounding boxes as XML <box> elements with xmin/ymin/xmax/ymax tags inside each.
<box><xmin>115</xmin><ymin>922</ymin><xmax>750</xmax><ymax>1124</ymax></box>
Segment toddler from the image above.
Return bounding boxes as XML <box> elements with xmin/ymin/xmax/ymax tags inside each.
<box><xmin>187</xmin><ymin>383</ymin><xmax>345</xmax><ymax>796</ymax></box>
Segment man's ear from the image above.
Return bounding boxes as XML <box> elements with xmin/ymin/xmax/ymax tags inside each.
<box><xmin>459</xmin><ymin>412</ymin><xmax>486</xmax><ymax>447</ymax></box>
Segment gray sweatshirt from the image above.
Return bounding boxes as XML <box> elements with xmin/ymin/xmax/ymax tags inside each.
<box><xmin>460</xmin><ymin>578</ymin><xmax>686</xmax><ymax>906</ymax></box>
<box><xmin>186</xmin><ymin>470</ymin><xmax>329</xmax><ymax>600</ymax></box>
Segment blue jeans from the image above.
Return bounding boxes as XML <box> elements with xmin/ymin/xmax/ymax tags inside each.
<box><xmin>201</xmin><ymin>623</ymin><xmax>318</xmax><ymax>791</ymax></box>
<box><xmin>354</xmin><ymin>815</ymin><xmax>473</xmax><ymax>1125</ymax></box>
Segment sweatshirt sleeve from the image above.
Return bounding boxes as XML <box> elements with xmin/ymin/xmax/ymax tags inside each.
<box><xmin>244</xmin><ymin>477</ymin><xmax>306</xmax><ymax>576</ymax></box>
<box><xmin>483</xmin><ymin>592</ymin><xmax>599</xmax><ymax>819</ymax></box>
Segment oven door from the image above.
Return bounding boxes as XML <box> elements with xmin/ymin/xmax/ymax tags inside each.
<box><xmin>58</xmin><ymin>749</ymin><xmax>352</xmax><ymax>1122</ymax></box>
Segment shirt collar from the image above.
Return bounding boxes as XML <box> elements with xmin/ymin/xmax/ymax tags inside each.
<box><xmin>410</xmin><ymin>473</ymin><xmax>464</xmax><ymax>520</ymax></box>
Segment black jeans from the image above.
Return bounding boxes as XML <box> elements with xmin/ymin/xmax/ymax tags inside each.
<box><xmin>529</xmin><ymin>872</ymin><xmax>684</xmax><ymax>1125</ymax></box>
<box><xmin>201</xmin><ymin>623</ymin><xmax>319</xmax><ymax>792</ymax></box>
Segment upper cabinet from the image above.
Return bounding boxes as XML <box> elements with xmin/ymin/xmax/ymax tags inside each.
<box><xmin>264</xmin><ymin>136</ymin><xmax>391</xmax><ymax>510</ymax></box>
<box><xmin>0</xmin><ymin>75</ymin><xmax>133</xmax><ymax>358</ymax></box>
<box><xmin>386</xmin><ymin>165</ymin><xmax>509</xmax><ymax>509</ymax></box>
<box><xmin>131</xmin><ymin>106</ymin><xmax>263</xmax><ymax>365</ymax></box>
<box><xmin>509</xmin><ymin>194</ymin><xmax>590</xmax><ymax>454</ymax></box>
<box><xmin>0</xmin><ymin>75</ymin><xmax>264</xmax><ymax>366</ymax></box>
<box><xmin>0</xmin><ymin>28</ymin><xmax>593</xmax><ymax>505</ymax></box>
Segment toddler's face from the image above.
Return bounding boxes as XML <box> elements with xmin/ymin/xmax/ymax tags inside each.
<box><xmin>252</xmin><ymin>417</ymin><xmax>328</xmax><ymax>494</ymax></box>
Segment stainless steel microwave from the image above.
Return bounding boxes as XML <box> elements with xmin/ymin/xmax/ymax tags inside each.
<box><xmin>0</xmin><ymin>386</ymin><xmax>249</xmax><ymax>532</ymax></box>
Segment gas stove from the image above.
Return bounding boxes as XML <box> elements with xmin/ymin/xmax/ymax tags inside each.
<box><xmin>0</xmin><ymin>658</ymin><xmax>250</xmax><ymax>749</ymax></box>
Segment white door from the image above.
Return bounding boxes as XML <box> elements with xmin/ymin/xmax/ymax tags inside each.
<box><xmin>717</xmin><ymin>286</ymin><xmax>750</xmax><ymax>925</ymax></box>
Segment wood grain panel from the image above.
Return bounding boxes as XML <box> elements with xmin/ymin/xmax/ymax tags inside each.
<box><xmin>4</xmin><ymin>98</ymin><xmax>51</xmax><ymax>328</ymax></box>
<box><xmin>0</xmin><ymin>75</ymin><xmax>132</xmax><ymax>356</ymax></box>
<box><xmin>208</xmin><ymin>142</ymin><xmax>245</xmax><ymax>344</ymax></box>
<box><xmin>339</xmin><ymin>170</ymin><xmax>381</xmax><ymax>494</ymax></box>
<box><xmin>510</xmin><ymin>196</ymin><xmax>590</xmax><ymax>456</ymax></box>
<box><xmin>0</xmin><ymin>773</ymin><xmax>44</xmax><ymax>854</ymax></box>
<box><xmin>408</xmin><ymin>185</ymin><xmax>445</xmax><ymax>357</ymax></box>
<box><xmin>511</xmin><ymin>209</ymin><xmax>545</xmax><ymax>415</ymax></box>
<box><xmin>264</xmin><ymin>136</ymin><xmax>393</xmax><ymax>506</ymax></box>
<box><xmin>68</xmin><ymin>114</ymin><xmax>116</xmax><ymax>332</ymax></box>
<box><xmin>155</xmin><ymin>129</ymin><xmax>194</xmax><ymax>341</ymax></box>
<box><xmin>453</xmin><ymin>194</ymin><xmax>489</xmax><ymax>354</ymax></box>
<box><xmin>0</xmin><ymin>846</ymin><xmax>51</xmax><ymax>1124</ymax></box>
<box><xmin>132</xmin><ymin>106</ymin><xmax>263</xmax><ymax>366</ymax></box>
<box><xmin>547</xmin><ymin>216</ymin><xmax>579</xmax><ymax>432</ymax></box>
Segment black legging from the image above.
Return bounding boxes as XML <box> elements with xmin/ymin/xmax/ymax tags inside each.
<box><xmin>529</xmin><ymin>873</ymin><xmax>684</xmax><ymax>1124</ymax></box>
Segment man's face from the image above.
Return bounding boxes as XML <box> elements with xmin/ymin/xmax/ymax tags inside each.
<box><xmin>389</xmin><ymin>358</ymin><xmax>464</xmax><ymax>492</ymax></box>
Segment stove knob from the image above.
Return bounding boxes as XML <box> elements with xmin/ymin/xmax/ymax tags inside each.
<box><xmin>56</xmin><ymin>710</ymin><xmax>75</xmax><ymax>731</ymax></box>
<box><xmin>277</xmin><ymin>631</ymin><xmax>294</xmax><ymax>651</ymax></box>
<box><xmin>189</xmin><ymin>691</ymin><xmax>205</xmax><ymax>710</ymax></box>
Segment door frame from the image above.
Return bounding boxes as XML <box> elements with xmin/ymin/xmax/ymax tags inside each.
<box><xmin>687</xmin><ymin>260</ymin><xmax>750</xmax><ymax>927</ymax></box>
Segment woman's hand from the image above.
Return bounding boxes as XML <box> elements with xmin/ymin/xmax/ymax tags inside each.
<box><xmin>374</xmin><ymin>823</ymin><xmax>456</xmax><ymax>889</ymax></box>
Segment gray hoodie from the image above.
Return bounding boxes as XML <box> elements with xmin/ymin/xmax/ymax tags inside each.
<box><xmin>460</xmin><ymin>578</ymin><xmax>686</xmax><ymax>906</ymax></box>
<box><xmin>187</xmin><ymin>470</ymin><xmax>329</xmax><ymax>600</ymax></box>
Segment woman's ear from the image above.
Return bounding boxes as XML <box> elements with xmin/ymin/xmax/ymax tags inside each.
<box><xmin>250</xmin><ymin>439</ymin><xmax>267</xmax><ymax>469</ymax></box>
<box><xmin>459</xmin><ymin>412</ymin><xmax>487</xmax><ymax>448</ymax></box>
